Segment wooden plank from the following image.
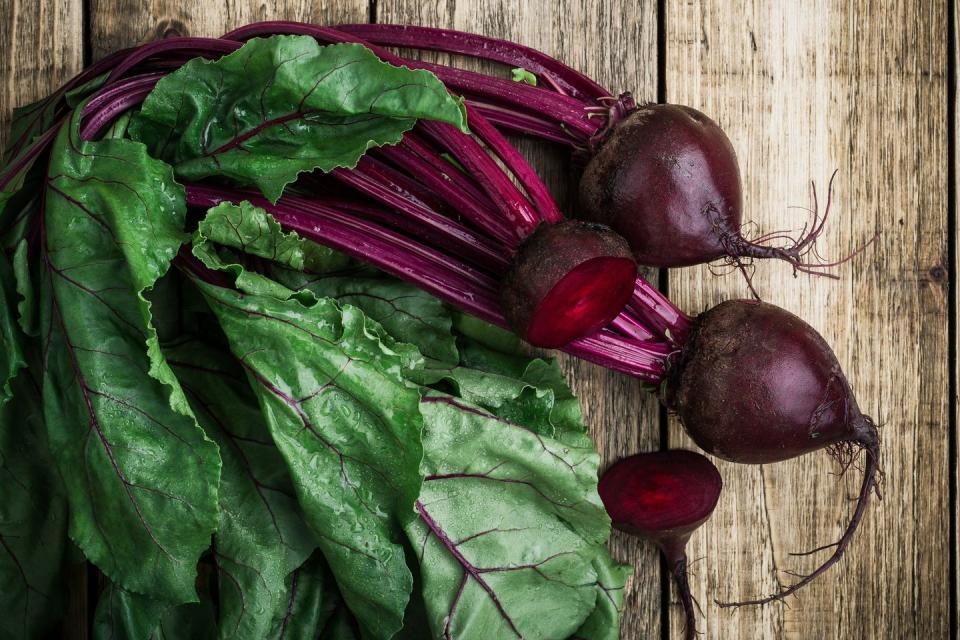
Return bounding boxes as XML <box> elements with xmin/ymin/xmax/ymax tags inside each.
<box><xmin>953</xmin><ymin>4</ymin><xmax>959</xmax><ymax>636</ymax></box>
<box><xmin>0</xmin><ymin>0</ymin><xmax>85</xmax><ymax>636</ymax></box>
<box><xmin>0</xmin><ymin>0</ymin><xmax>83</xmax><ymax>150</ymax></box>
<box><xmin>666</xmin><ymin>1</ymin><xmax>950</xmax><ymax>638</ymax></box>
<box><xmin>89</xmin><ymin>0</ymin><xmax>368</xmax><ymax>60</ymax></box>
<box><xmin>372</xmin><ymin>2</ymin><xmax>663</xmax><ymax>637</ymax></box>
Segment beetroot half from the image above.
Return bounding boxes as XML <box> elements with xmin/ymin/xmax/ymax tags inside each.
<box><xmin>578</xmin><ymin>104</ymin><xmax>840</xmax><ymax>274</ymax></box>
<box><xmin>500</xmin><ymin>220</ymin><xmax>637</xmax><ymax>348</ymax></box>
<box><xmin>599</xmin><ymin>450</ymin><xmax>722</xmax><ymax>640</ymax></box>
<box><xmin>667</xmin><ymin>299</ymin><xmax>880</xmax><ymax>605</ymax></box>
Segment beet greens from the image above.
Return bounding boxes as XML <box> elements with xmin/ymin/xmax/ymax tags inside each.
<box><xmin>0</xmin><ymin>24</ymin><xmax>882</xmax><ymax>639</ymax></box>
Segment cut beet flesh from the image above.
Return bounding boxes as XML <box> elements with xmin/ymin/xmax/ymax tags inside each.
<box><xmin>501</xmin><ymin>220</ymin><xmax>637</xmax><ymax>348</ymax></box>
<box><xmin>599</xmin><ymin>450</ymin><xmax>722</xmax><ymax>546</ymax></box>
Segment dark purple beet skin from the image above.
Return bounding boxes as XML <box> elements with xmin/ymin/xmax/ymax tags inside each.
<box><xmin>579</xmin><ymin>104</ymin><xmax>742</xmax><ymax>267</ymax></box>
<box><xmin>578</xmin><ymin>104</ymin><xmax>845</xmax><ymax>274</ymax></box>
<box><xmin>500</xmin><ymin>219</ymin><xmax>637</xmax><ymax>348</ymax></box>
<box><xmin>667</xmin><ymin>300</ymin><xmax>875</xmax><ymax>463</ymax></box>
<box><xmin>666</xmin><ymin>299</ymin><xmax>880</xmax><ymax>606</ymax></box>
<box><xmin>599</xmin><ymin>450</ymin><xmax>722</xmax><ymax>640</ymax></box>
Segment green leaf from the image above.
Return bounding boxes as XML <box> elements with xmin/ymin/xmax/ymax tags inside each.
<box><xmin>0</xmin><ymin>160</ymin><xmax>43</xmax><ymax>253</ymax></box>
<box><xmin>409</xmin><ymin>394</ymin><xmax>613</xmax><ymax>639</ymax></box>
<box><xmin>5</xmin><ymin>71</ymin><xmax>108</xmax><ymax>162</ymax></box>
<box><xmin>320</xmin><ymin>604</ymin><xmax>362</xmax><ymax>640</ymax></box>
<box><xmin>0</xmin><ymin>368</ymin><xmax>70</xmax><ymax>639</ymax></box>
<box><xmin>287</xmin><ymin>275</ymin><xmax>458</xmax><ymax>364</ymax></box>
<box><xmin>510</xmin><ymin>68</ymin><xmax>538</xmax><ymax>86</ymax></box>
<box><xmin>451</xmin><ymin>311</ymin><xmax>524</xmax><ymax>358</ymax></box>
<box><xmin>572</xmin><ymin>554</ymin><xmax>632</xmax><ymax>640</ymax></box>
<box><xmin>166</xmin><ymin>340</ymin><xmax>318</xmax><ymax>640</ymax></box>
<box><xmin>198</xmin><ymin>201</ymin><xmax>349</xmax><ymax>274</ymax></box>
<box><xmin>267</xmin><ymin>554</ymin><xmax>339</xmax><ymax>640</ymax></box>
<box><xmin>0</xmin><ymin>254</ymin><xmax>26</xmax><ymax>403</ymax></box>
<box><xmin>92</xmin><ymin>585</ymin><xmax>171</xmax><ymax>640</ymax></box>
<box><xmin>12</xmin><ymin>240</ymin><xmax>37</xmax><ymax>337</ymax></box>
<box><xmin>195</xmin><ymin>279</ymin><xmax>424</xmax><ymax>640</ymax></box>
<box><xmin>40</xmin><ymin>109</ymin><xmax>220</xmax><ymax>602</ymax></box>
<box><xmin>192</xmin><ymin>201</ymin><xmax>349</xmax><ymax>301</ymax></box>
<box><xmin>411</xmin><ymin>321</ymin><xmax>585</xmax><ymax>440</ymax></box>
<box><xmin>413</xmin><ymin>356</ymin><xmax>584</xmax><ymax>440</ymax></box>
<box><xmin>92</xmin><ymin>583</ymin><xmax>217</xmax><ymax>640</ymax></box>
<box><xmin>131</xmin><ymin>36</ymin><xmax>468</xmax><ymax>202</ymax></box>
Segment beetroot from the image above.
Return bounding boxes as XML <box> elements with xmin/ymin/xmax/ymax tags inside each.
<box><xmin>501</xmin><ymin>220</ymin><xmax>637</xmax><ymax>348</ymax></box>
<box><xmin>599</xmin><ymin>450</ymin><xmax>722</xmax><ymax>640</ymax></box>
<box><xmin>667</xmin><ymin>300</ymin><xmax>880</xmax><ymax>605</ymax></box>
<box><xmin>578</xmin><ymin>104</ymin><xmax>841</xmax><ymax>274</ymax></box>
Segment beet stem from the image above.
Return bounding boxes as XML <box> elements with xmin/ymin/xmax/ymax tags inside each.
<box><xmin>186</xmin><ymin>184</ymin><xmax>670</xmax><ymax>379</ymax></box>
<box><xmin>469</xmin><ymin>101</ymin><xmax>580</xmax><ymax>145</ymax></box>
<box><xmin>466</xmin><ymin>109</ymin><xmax>565</xmax><ymax>224</ymax></box>
<box><xmin>716</xmin><ymin>429</ymin><xmax>880</xmax><ymax>608</ymax></box>
<box><xmin>328</xmin><ymin>24</ymin><xmax>612</xmax><ymax>102</ymax></box>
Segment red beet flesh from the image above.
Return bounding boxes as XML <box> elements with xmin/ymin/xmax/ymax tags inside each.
<box><xmin>599</xmin><ymin>450</ymin><xmax>722</xmax><ymax>640</ymax></box>
<box><xmin>579</xmin><ymin>104</ymin><xmax>839</xmax><ymax>275</ymax></box>
<box><xmin>667</xmin><ymin>299</ymin><xmax>880</xmax><ymax>605</ymax></box>
<box><xmin>500</xmin><ymin>220</ymin><xmax>636</xmax><ymax>348</ymax></box>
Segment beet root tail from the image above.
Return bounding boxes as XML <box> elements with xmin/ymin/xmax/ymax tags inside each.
<box><xmin>730</xmin><ymin>170</ymin><xmax>877</xmax><ymax>280</ymax></box>
<box><xmin>670</xmin><ymin>555</ymin><xmax>700</xmax><ymax>640</ymax></box>
<box><xmin>716</xmin><ymin>425</ymin><xmax>880</xmax><ymax>608</ymax></box>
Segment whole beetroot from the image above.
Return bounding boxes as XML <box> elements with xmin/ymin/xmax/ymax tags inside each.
<box><xmin>667</xmin><ymin>299</ymin><xmax>880</xmax><ymax>605</ymax></box>
<box><xmin>579</xmin><ymin>104</ymin><xmax>842</xmax><ymax>275</ymax></box>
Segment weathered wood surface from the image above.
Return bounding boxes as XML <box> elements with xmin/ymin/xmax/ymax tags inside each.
<box><xmin>666</xmin><ymin>1</ymin><xmax>950</xmax><ymax>639</ymax></box>
<box><xmin>1</xmin><ymin>0</ymin><xmax>950</xmax><ymax>637</ymax></box>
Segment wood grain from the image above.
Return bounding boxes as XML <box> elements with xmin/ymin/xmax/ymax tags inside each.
<box><xmin>372</xmin><ymin>1</ymin><xmax>663</xmax><ymax>636</ymax></box>
<box><xmin>0</xmin><ymin>0</ymin><xmax>83</xmax><ymax>151</ymax></box>
<box><xmin>3</xmin><ymin>0</ymin><xmax>951</xmax><ymax>637</ymax></box>
<box><xmin>88</xmin><ymin>0</ymin><xmax>368</xmax><ymax>60</ymax></box>
<box><xmin>666</xmin><ymin>1</ymin><xmax>950</xmax><ymax>639</ymax></box>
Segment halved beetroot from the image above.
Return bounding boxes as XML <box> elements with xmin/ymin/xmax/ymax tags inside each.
<box><xmin>500</xmin><ymin>220</ymin><xmax>636</xmax><ymax>348</ymax></box>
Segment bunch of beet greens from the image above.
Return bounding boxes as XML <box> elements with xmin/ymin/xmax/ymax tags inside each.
<box><xmin>0</xmin><ymin>22</ymin><xmax>878</xmax><ymax>640</ymax></box>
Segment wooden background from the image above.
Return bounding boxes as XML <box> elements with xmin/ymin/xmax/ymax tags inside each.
<box><xmin>0</xmin><ymin>0</ymin><xmax>950</xmax><ymax>638</ymax></box>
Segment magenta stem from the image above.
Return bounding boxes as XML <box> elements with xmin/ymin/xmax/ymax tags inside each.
<box><xmin>419</xmin><ymin>120</ymin><xmax>542</xmax><ymax>240</ymax></box>
<box><xmin>610</xmin><ymin>314</ymin><xmax>658</xmax><ymax>342</ymax></box>
<box><xmin>395</xmin><ymin>134</ymin><xmax>500</xmax><ymax>217</ymax></box>
<box><xmin>106</xmin><ymin>37</ymin><xmax>240</xmax><ymax>82</ymax></box>
<box><xmin>468</xmin><ymin>102</ymin><xmax>575</xmax><ymax>144</ymax></box>
<box><xmin>370</xmin><ymin>143</ymin><xmax>517</xmax><ymax>247</ymax></box>
<box><xmin>324</xmin><ymin>160</ymin><xmax>509</xmax><ymax>270</ymax></box>
<box><xmin>466</xmin><ymin>107</ymin><xmax>565</xmax><ymax>224</ymax></box>
<box><xmin>307</xmin><ymin>195</ymin><xmax>509</xmax><ymax>272</ymax></box>
<box><xmin>331</xmin><ymin>24</ymin><xmax>612</xmax><ymax>102</ymax></box>
<box><xmin>79</xmin><ymin>74</ymin><xmax>163</xmax><ymax>140</ymax></box>
<box><xmin>186</xmin><ymin>184</ymin><xmax>504</xmax><ymax>320</ymax></box>
<box><xmin>629</xmin><ymin>277</ymin><xmax>693</xmax><ymax>342</ymax></box>
<box><xmin>186</xmin><ymin>184</ymin><xmax>668</xmax><ymax>380</ymax></box>
<box><xmin>395</xmin><ymin>58</ymin><xmax>596</xmax><ymax>138</ymax></box>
